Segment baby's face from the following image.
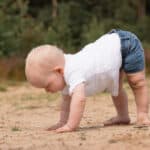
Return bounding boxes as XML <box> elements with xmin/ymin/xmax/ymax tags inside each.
<box><xmin>44</xmin><ymin>70</ymin><xmax>66</xmax><ymax>93</ymax></box>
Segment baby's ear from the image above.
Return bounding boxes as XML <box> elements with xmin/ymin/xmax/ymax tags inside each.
<box><xmin>53</xmin><ymin>66</ymin><xmax>64</xmax><ymax>75</ymax></box>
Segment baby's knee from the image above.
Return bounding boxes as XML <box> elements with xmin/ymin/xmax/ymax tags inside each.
<box><xmin>128</xmin><ymin>77</ymin><xmax>146</xmax><ymax>89</ymax></box>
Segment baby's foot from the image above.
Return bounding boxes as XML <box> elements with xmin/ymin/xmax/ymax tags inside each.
<box><xmin>137</xmin><ymin>114</ymin><xmax>150</xmax><ymax>126</ymax></box>
<box><xmin>46</xmin><ymin>122</ymin><xmax>65</xmax><ymax>131</ymax></box>
<box><xmin>103</xmin><ymin>116</ymin><xmax>130</xmax><ymax>126</ymax></box>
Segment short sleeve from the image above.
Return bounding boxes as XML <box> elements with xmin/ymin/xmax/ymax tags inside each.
<box><xmin>64</xmin><ymin>54</ymin><xmax>86</xmax><ymax>96</ymax></box>
<box><xmin>65</xmin><ymin>72</ymin><xmax>85</xmax><ymax>96</ymax></box>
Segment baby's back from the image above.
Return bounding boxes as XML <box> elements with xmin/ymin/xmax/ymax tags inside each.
<box><xmin>64</xmin><ymin>33</ymin><xmax>122</xmax><ymax>96</ymax></box>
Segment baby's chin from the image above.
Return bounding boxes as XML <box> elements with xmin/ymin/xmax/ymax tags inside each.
<box><xmin>31</xmin><ymin>82</ymin><xmax>46</xmax><ymax>89</ymax></box>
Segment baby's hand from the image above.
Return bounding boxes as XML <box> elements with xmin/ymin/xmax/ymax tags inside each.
<box><xmin>56</xmin><ymin>124</ymin><xmax>75</xmax><ymax>133</ymax></box>
<box><xmin>46</xmin><ymin>122</ymin><xmax>65</xmax><ymax>131</ymax></box>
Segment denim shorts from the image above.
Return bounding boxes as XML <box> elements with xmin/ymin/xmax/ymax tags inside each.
<box><xmin>109</xmin><ymin>29</ymin><xmax>145</xmax><ymax>73</ymax></box>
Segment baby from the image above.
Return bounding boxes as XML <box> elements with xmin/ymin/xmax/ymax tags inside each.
<box><xmin>25</xmin><ymin>29</ymin><xmax>150</xmax><ymax>133</ymax></box>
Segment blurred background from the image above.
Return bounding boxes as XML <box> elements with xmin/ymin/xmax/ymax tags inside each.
<box><xmin>0</xmin><ymin>0</ymin><xmax>150</xmax><ymax>80</ymax></box>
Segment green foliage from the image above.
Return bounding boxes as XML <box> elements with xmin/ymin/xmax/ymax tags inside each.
<box><xmin>0</xmin><ymin>0</ymin><xmax>150</xmax><ymax>57</ymax></box>
<box><xmin>0</xmin><ymin>0</ymin><xmax>150</xmax><ymax>79</ymax></box>
<box><xmin>82</xmin><ymin>17</ymin><xmax>105</xmax><ymax>45</ymax></box>
<box><xmin>45</xmin><ymin>3</ymin><xmax>73</xmax><ymax>52</ymax></box>
<box><xmin>0</xmin><ymin>0</ymin><xmax>46</xmax><ymax>57</ymax></box>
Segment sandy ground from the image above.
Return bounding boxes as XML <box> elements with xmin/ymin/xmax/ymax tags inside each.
<box><xmin>0</xmin><ymin>80</ymin><xmax>150</xmax><ymax>150</ymax></box>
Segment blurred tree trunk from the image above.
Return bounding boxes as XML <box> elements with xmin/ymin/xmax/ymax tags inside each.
<box><xmin>17</xmin><ymin>0</ymin><xmax>29</xmax><ymax>17</ymax></box>
<box><xmin>137</xmin><ymin>0</ymin><xmax>146</xmax><ymax>19</ymax></box>
<box><xmin>52</xmin><ymin>0</ymin><xmax>58</xmax><ymax>19</ymax></box>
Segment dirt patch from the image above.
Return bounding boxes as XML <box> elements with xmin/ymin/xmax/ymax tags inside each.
<box><xmin>0</xmin><ymin>80</ymin><xmax>150</xmax><ymax>150</ymax></box>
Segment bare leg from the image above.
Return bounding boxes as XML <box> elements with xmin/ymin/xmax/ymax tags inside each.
<box><xmin>126</xmin><ymin>70</ymin><xmax>150</xmax><ymax>125</ymax></box>
<box><xmin>104</xmin><ymin>71</ymin><xmax>130</xmax><ymax>126</ymax></box>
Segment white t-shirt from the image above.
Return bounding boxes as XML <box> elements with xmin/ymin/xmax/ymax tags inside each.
<box><xmin>62</xmin><ymin>33</ymin><xmax>122</xmax><ymax>96</ymax></box>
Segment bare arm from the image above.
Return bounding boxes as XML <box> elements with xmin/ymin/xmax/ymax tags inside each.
<box><xmin>56</xmin><ymin>83</ymin><xmax>86</xmax><ymax>133</ymax></box>
<box><xmin>47</xmin><ymin>94</ymin><xmax>71</xmax><ymax>131</ymax></box>
<box><xmin>59</xmin><ymin>94</ymin><xmax>71</xmax><ymax>124</ymax></box>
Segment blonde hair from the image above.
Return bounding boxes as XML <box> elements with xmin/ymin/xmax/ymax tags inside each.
<box><xmin>25</xmin><ymin>44</ymin><xmax>64</xmax><ymax>87</ymax></box>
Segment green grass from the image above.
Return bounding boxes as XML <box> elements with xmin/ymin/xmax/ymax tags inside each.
<box><xmin>0</xmin><ymin>85</ymin><xmax>7</xmax><ymax>92</ymax></box>
<box><xmin>11</xmin><ymin>126</ymin><xmax>21</xmax><ymax>132</ymax></box>
<box><xmin>17</xmin><ymin>105</ymin><xmax>43</xmax><ymax>110</ymax></box>
<box><xmin>2</xmin><ymin>80</ymin><xmax>23</xmax><ymax>87</ymax></box>
<box><xmin>14</xmin><ymin>92</ymin><xmax>60</xmax><ymax>110</ymax></box>
<box><xmin>0</xmin><ymin>80</ymin><xmax>23</xmax><ymax>92</ymax></box>
<box><xmin>20</xmin><ymin>93</ymin><xmax>60</xmax><ymax>102</ymax></box>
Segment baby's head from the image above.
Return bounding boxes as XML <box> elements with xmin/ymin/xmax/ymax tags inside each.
<box><xmin>25</xmin><ymin>45</ymin><xmax>66</xmax><ymax>93</ymax></box>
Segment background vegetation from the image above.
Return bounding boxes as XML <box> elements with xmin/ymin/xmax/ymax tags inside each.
<box><xmin>0</xmin><ymin>0</ymin><xmax>150</xmax><ymax>79</ymax></box>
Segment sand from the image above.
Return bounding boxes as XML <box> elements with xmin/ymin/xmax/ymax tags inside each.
<box><xmin>0</xmin><ymin>80</ymin><xmax>150</xmax><ymax>150</ymax></box>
